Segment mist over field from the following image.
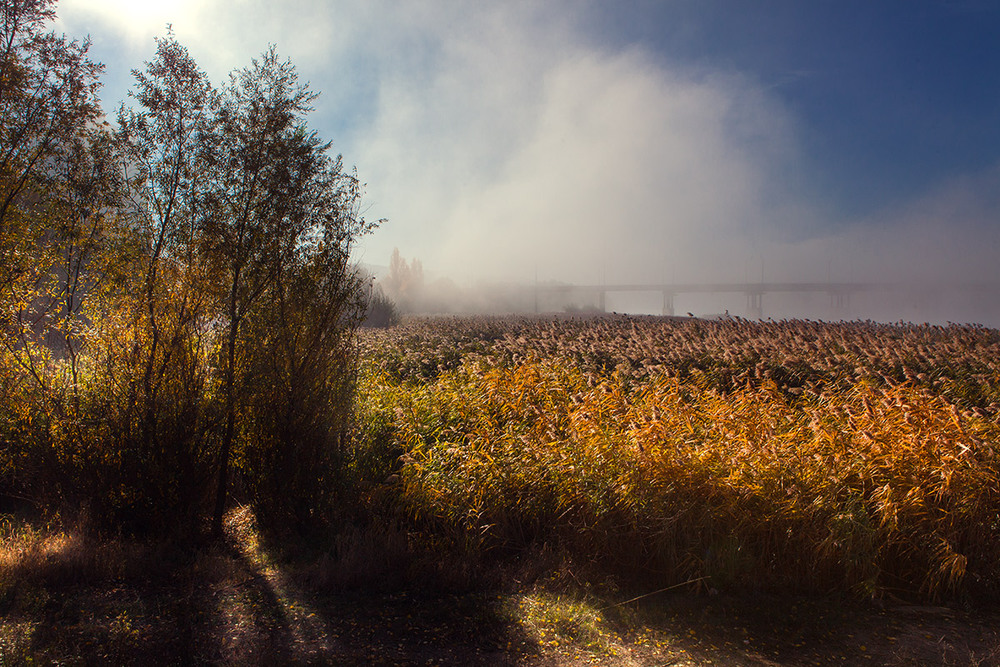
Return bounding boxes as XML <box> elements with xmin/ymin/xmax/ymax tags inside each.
<box><xmin>355</xmin><ymin>49</ymin><xmax>1000</xmax><ymax>301</ymax></box>
<box><xmin>337</xmin><ymin>4</ymin><xmax>1000</xmax><ymax>326</ymax></box>
<box><xmin>57</xmin><ymin>0</ymin><xmax>1000</xmax><ymax>326</ymax></box>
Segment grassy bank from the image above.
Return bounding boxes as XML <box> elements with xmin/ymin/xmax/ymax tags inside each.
<box><xmin>3</xmin><ymin>507</ymin><xmax>998</xmax><ymax>666</ymax></box>
<box><xmin>358</xmin><ymin>316</ymin><xmax>1000</xmax><ymax>603</ymax></box>
<box><xmin>4</xmin><ymin>314</ymin><xmax>1000</xmax><ymax>664</ymax></box>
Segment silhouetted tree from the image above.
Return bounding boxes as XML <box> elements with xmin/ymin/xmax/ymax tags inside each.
<box><xmin>108</xmin><ymin>33</ymin><xmax>218</xmax><ymax>530</ymax></box>
<box><xmin>1</xmin><ymin>2</ymin><xmax>378</xmax><ymax>533</ymax></box>
<box><xmin>202</xmin><ymin>46</ymin><xmax>377</xmax><ymax>534</ymax></box>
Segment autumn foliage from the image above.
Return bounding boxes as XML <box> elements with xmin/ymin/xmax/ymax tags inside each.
<box><xmin>358</xmin><ymin>316</ymin><xmax>1000</xmax><ymax>602</ymax></box>
<box><xmin>4</xmin><ymin>0</ymin><xmax>1000</xmax><ymax>611</ymax></box>
<box><xmin>0</xmin><ymin>0</ymin><xmax>375</xmax><ymax>535</ymax></box>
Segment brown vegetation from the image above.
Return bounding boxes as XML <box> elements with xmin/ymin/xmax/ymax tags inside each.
<box><xmin>359</xmin><ymin>315</ymin><xmax>1000</xmax><ymax>604</ymax></box>
<box><xmin>3</xmin><ymin>1</ymin><xmax>1000</xmax><ymax>663</ymax></box>
<box><xmin>1</xmin><ymin>0</ymin><xmax>375</xmax><ymax>536</ymax></box>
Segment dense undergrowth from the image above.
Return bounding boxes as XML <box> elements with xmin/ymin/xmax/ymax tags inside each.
<box><xmin>4</xmin><ymin>314</ymin><xmax>1000</xmax><ymax>664</ymax></box>
<box><xmin>1</xmin><ymin>0</ymin><xmax>374</xmax><ymax>537</ymax></box>
<box><xmin>357</xmin><ymin>315</ymin><xmax>1000</xmax><ymax>603</ymax></box>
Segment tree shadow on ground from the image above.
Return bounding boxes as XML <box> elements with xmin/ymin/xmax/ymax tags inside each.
<box><xmin>2</xmin><ymin>514</ymin><xmax>538</xmax><ymax>665</ymax></box>
<box><xmin>613</xmin><ymin>590</ymin><xmax>1000</xmax><ymax>666</ymax></box>
<box><xmin>6</xmin><ymin>511</ymin><xmax>999</xmax><ymax>666</ymax></box>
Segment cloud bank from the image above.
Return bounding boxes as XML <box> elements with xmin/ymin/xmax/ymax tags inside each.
<box><xmin>56</xmin><ymin>1</ymin><xmax>1000</xmax><ymax>322</ymax></box>
<box><xmin>348</xmin><ymin>4</ymin><xmax>817</xmax><ymax>286</ymax></box>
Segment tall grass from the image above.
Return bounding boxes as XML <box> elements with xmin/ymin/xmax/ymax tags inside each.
<box><xmin>360</xmin><ymin>317</ymin><xmax>1000</xmax><ymax>602</ymax></box>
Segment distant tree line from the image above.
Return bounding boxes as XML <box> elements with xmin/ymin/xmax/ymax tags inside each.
<box><xmin>378</xmin><ymin>247</ymin><xmax>472</xmax><ymax>315</ymax></box>
<box><xmin>0</xmin><ymin>0</ymin><xmax>379</xmax><ymax>535</ymax></box>
<box><xmin>383</xmin><ymin>247</ymin><xmax>423</xmax><ymax>313</ymax></box>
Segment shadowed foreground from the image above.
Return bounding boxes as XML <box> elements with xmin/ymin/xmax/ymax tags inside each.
<box><xmin>1</xmin><ymin>508</ymin><xmax>997</xmax><ymax>666</ymax></box>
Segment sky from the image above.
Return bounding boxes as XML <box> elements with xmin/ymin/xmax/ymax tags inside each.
<box><xmin>55</xmin><ymin>0</ymin><xmax>1000</xmax><ymax>322</ymax></box>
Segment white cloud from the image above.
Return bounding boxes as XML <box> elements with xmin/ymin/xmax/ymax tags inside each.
<box><xmin>53</xmin><ymin>0</ymin><xmax>1000</xmax><ymax>325</ymax></box>
<box><xmin>57</xmin><ymin>0</ymin><xmax>362</xmax><ymax>89</ymax></box>
<box><xmin>58</xmin><ymin>0</ymin><xmax>202</xmax><ymax>44</ymax></box>
<box><xmin>349</xmin><ymin>8</ymin><xmax>813</xmax><ymax>285</ymax></box>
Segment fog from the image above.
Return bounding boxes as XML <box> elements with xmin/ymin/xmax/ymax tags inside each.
<box><xmin>57</xmin><ymin>0</ymin><xmax>1000</xmax><ymax>327</ymax></box>
<box><xmin>341</xmin><ymin>4</ymin><xmax>1000</xmax><ymax>327</ymax></box>
<box><xmin>352</xmin><ymin>28</ymin><xmax>1000</xmax><ymax>325</ymax></box>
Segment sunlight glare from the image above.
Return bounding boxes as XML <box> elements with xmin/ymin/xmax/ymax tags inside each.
<box><xmin>62</xmin><ymin>0</ymin><xmax>199</xmax><ymax>39</ymax></box>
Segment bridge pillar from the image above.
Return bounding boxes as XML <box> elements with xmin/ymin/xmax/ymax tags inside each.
<box><xmin>830</xmin><ymin>291</ymin><xmax>849</xmax><ymax>319</ymax></box>
<box><xmin>662</xmin><ymin>291</ymin><xmax>674</xmax><ymax>316</ymax></box>
<box><xmin>746</xmin><ymin>291</ymin><xmax>763</xmax><ymax>319</ymax></box>
<box><xmin>597</xmin><ymin>289</ymin><xmax>606</xmax><ymax>313</ymax></box>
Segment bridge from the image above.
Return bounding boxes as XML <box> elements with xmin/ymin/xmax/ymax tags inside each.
<box><xmin>530</xmin><ymin>281</ymin><xmax>1000</xmax><ymax>318</ymax></box>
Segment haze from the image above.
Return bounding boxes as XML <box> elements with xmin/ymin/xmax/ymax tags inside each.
<box><xmin>59</xmin><ymin>0</ymin><xmax>1000</xmax><ymax>325</ymax></box>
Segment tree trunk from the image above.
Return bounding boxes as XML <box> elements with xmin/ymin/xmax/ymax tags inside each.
<box><xmin>212</xmin><ymin>287</ymin><xmax>240</xmax><ymax>537</ymax></box>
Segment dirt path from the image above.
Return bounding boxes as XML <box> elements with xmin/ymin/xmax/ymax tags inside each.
<box><xmin>2</xmin><ymin>512</ymin><xmax>997</xmax><ymax>665</ymax></box>
<box><xmin>6</xmin><ymin>555</ymin><xmax>998</xmax><ymax>665</ymax></box>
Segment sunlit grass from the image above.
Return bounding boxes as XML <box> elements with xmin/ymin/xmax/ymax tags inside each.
<box><xmin>513</xmin><ymin>591</ymin><xmax>610</xmax><ymax>652</ymax></box>
<box><xmin>359</xmin><ymin>317</ymin><xmax>1000</xmax><ymax>602</ymax></box>
<box><xmin>0</xmin><ymin>621</ymin><xmax>36</xmax><ymax>664</ymax></box>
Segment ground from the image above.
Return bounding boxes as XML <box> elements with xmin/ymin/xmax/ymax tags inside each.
<box><xmin>1</xmin><ymin>508</ymin><xmax>997</xmax><ymax>666</ymax></box>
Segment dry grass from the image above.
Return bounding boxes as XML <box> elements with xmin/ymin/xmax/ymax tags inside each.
<box><xmin>3</xmin><ymin>314</ymin><xmax>998</xmax><ymax>664</ymax></box>
<box><xmin>360</xmin><ymin>316</ymin><xmax>1000</xmax><ymax>603</ymax></box>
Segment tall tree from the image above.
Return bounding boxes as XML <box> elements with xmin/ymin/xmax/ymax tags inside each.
<box><xmin>202</xmin><ymin>46</ymin><xmax>376</xmax><ymax>534</ymax></box>
<box><xmin>384</xmin><ymin>247</ymin><xmax>423</xmax><ymax>312</ymax></box>
<box><xmin>117</xmin><ymin>31</ymin><xmax>215</xmax><ymax>400</ymax></box>
<box><xmin>112</xmin><ymin>33</ymin><xmax>218</xmax><ymax>529</ymax></box>
<box><xmin>0</xmin><ymin>0</ymin><xmax>104</xmax><ymax>293</ymax></box>
<box><xmin>1</xmin><ymin>5</ymin><xmax>377</xmax><ymax>532</ymax></box>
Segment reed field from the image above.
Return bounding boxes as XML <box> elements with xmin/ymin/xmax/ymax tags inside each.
<box><xmin>357</xmin><ymin>315</ymin><xmax>1000</xmax><ymax>604</ymax></box>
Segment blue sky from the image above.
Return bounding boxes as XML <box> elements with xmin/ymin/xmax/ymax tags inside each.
<box><xmin>586</xmin><ymin>1</ymin><xmax>1000</xmax><ymax>219</ymax></box>
<box><xmin>54</xmin><ymin>0</ymin><xmax>1000</xmax><ymax>318</ymax></box>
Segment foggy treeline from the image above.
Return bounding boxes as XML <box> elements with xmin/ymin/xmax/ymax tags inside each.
<box><xmin>374</xmin><ymin>248</ymin><xmax>1000</xmax><ymax>327</ymax></box>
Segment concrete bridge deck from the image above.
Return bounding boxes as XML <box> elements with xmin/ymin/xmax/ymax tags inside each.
<box><xmin>531</xmin><ymin>281</ymin><xmax>998</xmax><ymax>317</ymax></box>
